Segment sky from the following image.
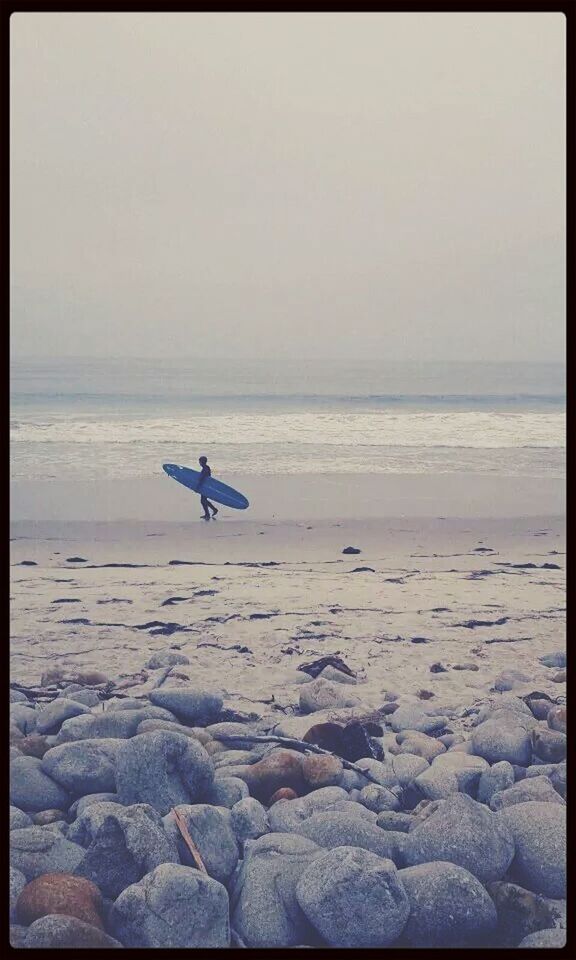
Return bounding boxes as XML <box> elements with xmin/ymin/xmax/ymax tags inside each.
<box><xmin>10</xmin><ymin>12</ymin><xmax>565</xmax><ymax>362</ymax></box>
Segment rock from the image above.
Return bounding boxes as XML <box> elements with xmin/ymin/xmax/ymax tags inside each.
<box><xmin>486</xmin><ymin>880</ymin><xmax>558</xmax><ymax>947</ymax></box>
<box><xmin>430</xmin><ymin>662</ymin><xmax>448</xmax><ymax>673</ymax></box>
<box><xmin>16</xmin><ymin>873</ymin><xmax>104</xmax><ymax>928</ymax></box>
<box><xmin>230</xmin><ymin>833</ymin><xmax>322</xmax><ymax>947</ymax></box>
<box><xmin>391</xmin><ymin>705</ymin><xmax>447</xmax><ymax>735</ymax></box>
<box><xmin>71</xmin><ymin>801</ymin><xmax>179</xmax><ymax>899</ymax></box>
<box><xmin>136</xmin><ymin>717</ymin><xmax>211</xmax><ymax>742</ymax></box>
<box><xmin>32</xmin><ymin>809</ymin><xmax>67</xmax><ymax>825</ymax></box>
<box><xmin>163</xmin><ymin>804</ymin><xmax>239</xmax><ymax>884</ymax></box>
<box><xmin>376</xmin><ymin>811</ymin><xmax>414</xmax><ymax>832</ymax></box>
<box><xmin>413</xmin><ymin>767</ymin><xmax>460</xmax><ymax>800</ymax></box>
<box><xmin>10</xmin><ymin>867</ymin><xmax>26</xmax><ymax>921</ymax></box>
<box><xmin>471</xmin><ymin>719</ymin><xmax>532</xmax><ymax>765</ymax></box>
<box><xmin>270</xmin><ymin>787</ymin><xmax>299</xmax><ymax>803</ymax></box>
<box><xmin>498</xmin><ymin>801</ymin><xmax>566</xmax><ymax>897</ymax></box>
<box><xmin>403</xmin><ymin>794</ymin><xmax>514</xmax><ymax>882</ymax></box>
<box><xmin>290</xmin><ymin>811</ymin><xmax>406</xmax><ymax>862</ymax></box>
<box><xmin>518</xmin><ymin>928</ymin><xmax>566</xmax><ymax>947</ymax></box>
<box><xmin>342</xmin><ymin>546</ymin><xmax>361</xmax><ymax>554</ymax></box>
<box><xmin>231</xmin><ymin>797</ymin><xmax>270</xmax><ymax>844</ymax></box>
<box><xmin>317</xmin><ymin>664</ymin><xmax>357</xmax><ymax>685</ymax></box>
<box><xmin>391</xmin><ymin>754</ymin><xmax>430</xmax><ymax>786</ymax></box>
<box><xmin>145</xmin><ymin>651</ymin><xmax>190</xmax><ymax>668</ymax></box>
<box><xmin>299</xmin><ymin>678</ymin><xmax>360</xmax><ymax>714</ymax></box>
<box><xmin>205</xmin><ymin>776</ymin><xmax>249</xmax><ymax>807</ymax></box>
<box><xmin>301</xmin><ymin>754</ymin><xmax>343</xmax><ymax>788</ymax></box>
<box><xmin>552</xmin><ymin>670</ymin><xmax>566</xmax><ymax>683</ymax></box>
<box><xmin>396</xmin><ymin>733</ymin><xmax>446</xmax><ymax>762</ymax></box>
<box><xmin>10</xmin><ymin>703</ymin><xmax>37</xmax><ymax>735</ymax></box>
<box><xmin>69</xmin><ymin>793</ymin><xmax>118</xmax><ymax>817</ymax></box>
<box><xmin>70</xmin><ymin>670</ymin><xmax>109</xmax><ymax>685</ymax></box>
<box><xmin>41</xmin><ymin>739</ymin><xmax>121</xmax><ymax>795</ymax></box>
<box><xmin>10</xmin><ymin>925</ymin><xmax>28</xmax><ymax>947</ymax></box>
<box><xmin>110</xmin><ymin>863</ymin><xmax>229</xmax><ymax>947</ymax></box>
<box><xmin>549</xmin><ymin>763</ymin><xmax>567</xmax><ymax>799</ymax></box>
<box><xmin>494</xmin><ymin>669</ymin><xmax>530</xmax><ymax>692</ymax></box>
<box><xmin>476</xmin><ymin>761</ymin><xmax>515</xmax><ymax>804</ymax></box>
<box><xmin>149</xmin><ymin>687</ymin><xmax>223</xmax><ymax>724</ymax></box>
<box><xmin>54</xmin><ymin>707</ymin><xmax>176</xmax><ymax>743</ymax></box>
<box><xmin>115</xmin><ymin>731</ymin><xmax>213</xmax><ymax>814</ymax></box>
<box><xmin>474</xmin><ymin>694</ymin><xmax>534</xmax><ymax>725</ymax></box>
<box><xmin>267</xmin><ymin>788</ymin><xmax>351</xmax><ymax>831</ymax></box>
<box><xmin>302</xmin><ymin>721</ymin><xmax>377</xmax><ymax>762</ymax></box>
<box><xmin>10</xmin><ymin>689</ymin><xmax>29</xmax><ymax>703</ymax></box>
<box><xmin>398</xmin><ymin>861</ymin><xmax>497</xmax><ymax>946</ymax></box>
<box><xmin>547</xmin><ymin>705</ymin><xmax>566</xmax><ymax>733</ymax></box>
<box><xmin>24</xmin><ymin>915</ymin><xmax>122</xmax><ymax>948</ymax></box>
<box><xmin>539</xmin><ymin>651</ymin><xmax>565</xmax><ymax>668</ymax></box>
<box><xmin>10</xmin><ymin>756</ymin><xmax>70</xmax><ymax>812</ymax></box>
<box><xmin>10</xmin><ymin>806</ymin><xmax>33</xmax><ymax>830</ymax></box>
<box><xmin>36</xmin><ymin>699</ymin><xmax>91</xmax><ymax>735</ymax></box>
<box><xmin>296</xmin><ymin>846</ymin><xmax>410</xmax><ymax>947</ymax></box>
<box><xmin>490</xmin><ymin>776</ymin><xmax>565</xmax><ymax>810</ymax></box>
<box><xmin>10</xmin><ymin>827</ymin><xmax>84</xmax><ymax>880</ymax></box>
<box><xmin>452</xmin><ymin>662</ymin><xmax>479</xmax><ymax>671</ymax></box>
<box><xmin>357</xmin><ymin>784</ymin><xmax>400</xmax><ymax>813</ymax></box>
<box><xmin>239</xmin><ymin>749</ymin><xmax>306</xmax><ymax>804</ymax></box>
<box><xmin>59</xmin><ymin>685</ymin><xmax>101</xmax><ymax>707</ymax></box>
<box><xmin>17</xmin><ymin>733</ymin><xmax>51</xmax><ymax>759</ymax></box>
<box><xmin>527</xmin><ymin>698</ymin><xmax>553</xmax><ymax>721</ymax></box>
<box><xmin>531</xmin><ymin>727</ymin><xmax>566</xmax><ymax>763</ymax></box>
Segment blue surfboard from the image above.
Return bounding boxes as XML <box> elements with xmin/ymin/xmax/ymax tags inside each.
<box><xmin>162</xmin><ymin>463</ymin><xmax>249</xmax><ymax>510</ymax></box>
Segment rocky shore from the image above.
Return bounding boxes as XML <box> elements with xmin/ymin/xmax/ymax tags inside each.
<box><xmin>10</xmin><ymin>648</ymin><xmax>566</xmax><ymax>949</ymax></box>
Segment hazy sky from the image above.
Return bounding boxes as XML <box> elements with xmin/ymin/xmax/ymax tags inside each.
<box><xmin>10</xmin><ymin>12</ymin><xmax>565</xmax><ymax>361</ymax></box>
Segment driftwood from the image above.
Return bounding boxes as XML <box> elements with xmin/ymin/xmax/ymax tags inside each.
<box><xmin>172</xmin><ymin>808</ymin><xmax>207</xmax><ymax>873</ymax></box>
<box><xmin>209</xmin><ymin>732</ymin><xmax>384</xmax><ymax>786</ymax></box>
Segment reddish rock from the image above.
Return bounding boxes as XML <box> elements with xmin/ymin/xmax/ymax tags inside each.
<box><xmin>552</xmin><ymin>670</ymin><xmax>566</xmax><ymax>683</ymax></box>
<box><xmin>32</xmin><ymin>810</ymin><xmax>66</xmax><ymax>826</ymax></box>
<box><xmin>527</xmin><ymin>699</ymin><xmax>553</xmax><ymax>721</ymax></box>
<box><xmin>269</xmin><ymin>787</ymin><xmax>299</xmax><ymax>804</ymax></box>
<box><xmin>379</xmin><ymin>702</ymin><xmax>399</xmax><ymax>715</ymax></box>
<box><xmin>532</xmin><ymin>727</ymin><xmax>566</xmax><ymax>763</ymax></box>
<box><xmin>547</xmin><ymin>706</ymin><xmax>566</xmax><ymax>734</ymax></box>
<box><xmin>70</xmin><ymin>670</ymin><xmax>109</xmax><ymax>686</ymax></box>
<box><xmin>242</xmin><ymin>749</ymin><xmax>306</xmax><ymax>803</ymax></box>
<box><xmin>16</xmin><ymin>874</ymin><xmax>104</xmax><ymax>930</ymax></box>
<box><xmin>301</xmin><ymin>754</ymin><xmax>343</xmax><ymax>789</ymax></box>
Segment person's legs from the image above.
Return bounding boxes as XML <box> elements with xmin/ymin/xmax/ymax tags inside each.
<box><xmin>200</xmin><ymin>495</ymin><xmax>211</xmax><ymax>520</ymax></box>
<box><xmin>208</xmin><ymin>500</ymin><xmax>218</xmax><ymax>517</ymax></box>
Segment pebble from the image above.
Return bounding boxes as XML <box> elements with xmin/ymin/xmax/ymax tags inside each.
<box><xmin>490</xmin><ymin>775</ymin><xmax>565</xmax><ymax>810</ymax></box>
<box><xmin>10</xmin><ymin>826</ymin><xmax>85</xmax><ymax>880</ymax></box>
<box><xmin>270</xmin><ymin>787</ymin><xmax>299</xmax><ymax>803</ymax></box>
<box><xmin>493</xmin><ymin>669</ymin><xmax>530</xmax><ymax>692</ymax></box>
<box><xmin>36</xmin><ymin>698</ymin><xmax>91</xmax><ymax>735</ymax></box>
<box><xmin>296</xmin><ymin>846</ymin><xmax>410</xmax><ymax>947</ymax></box>
<box><xmin>41</xmin><ymin>739</ymin><xmax>121</xmax><ymax>795</ymax></box>
<box><xmin>10</xmin><ymin>756</ymin><xmax>70</xmax><ymax>812</ymax></box>
<box><xmin>230</xmin><ymin>833</ymin><xmax>322</xmax><ymax>947</ymax></box>
<box><xmin>24</xmin><ymin>914</ymin><xmax>123</xmax><ymax>948</ymax></box>
<box><xmin>552</xmin><ymin>670</ymin><xmax>566</xmax><ymax>683</ymax></box>
<box><xmin>149</xmin><ymin>687</ymin><xmax>223</xmax><ymax>725</ymax></box>
<box><xmin>471</xmin><ymin>719</ymin><xmax>532</xmax><ymax>766</ymax></box>
<box><xmin>163</xmin><ymin>804</ymin><xmax>239</xmax><ymax>883</ymax></box>
<box><xmin>518</xmin><ymin>928</ymin><xmax>566</xmax><ymax>947</ymax></box>
<box><xmin>476</xmin><ymin>760</ymin><xmax>515</xmax><ymax>804</ymax></box>
<box><xmin>531</xmin><ymin>727</ymin><xmax>566</xmax><ymax>763</ymax></box>
<box><xmin>16</xmin><ymin>873</ymin><xmax>104</xmax><ymax>929</ymax></box>
<box><xmin>486</xmin><ymin>880</ymin><xmax>558</xmax><ymax>947</ymax></box>
<box><xmin>299</xmin><ymin>678</ymin><xmax>360</xmax><ymax>714</ymax></box>
<box><xmin>301</xmin><ymin>754</ymin><xmax>343</xmax><ymax>788</ymax></box>
<box><xmin>399</xmin><ymin>861</ymin><xmax>497</xmax><ymax>946</ymax></box>
<box><xmin>145</xmin><ymin>651</ymin><xmax>190</xmax><ymax>668</ymax></box>
<box><xmin>498</xmin><ymin>801</ymin><xmax>566</xmax><ymax>897</ymax></box>
<box><xmin>115</xmin><ymin>730</ymin><xmax>214</xmax><ymax>813</ymax></box>
<box><xmin>403</xmin><ymin>794</ymin><xmax>515</xmax><ymax>882</ymax></box>
<box><xmin>538</xmin><ymin>651</ymin><xmax>565</xmax><ymax>668</ymax></box>
<box><xmin>9</xmin><ymin>867</ymin><xmax>26</xmax><ymax>922</ymax></box>
<box><xmin>230</xmin><ymin>797</ymin><xmax>270</xmax><ymax>844</ymax></box>
<box><xmin>71</xmin><ymin>801</ymin><xmax>179</xmax><ymax>899</ymax></box>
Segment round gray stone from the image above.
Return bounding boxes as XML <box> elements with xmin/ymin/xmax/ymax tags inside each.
<box><xmin>10</xmin><ymin>756</ymin><xmax>70</xmax><ymax>812</ymax></box>
<box><xmin>115</xmin><ymin>730</ymin><xmax>214</xmax><ymax>814</ymax></box>
<box><xmin>230</xmin><ymin>797</ymin><xmax>270</xmax><ymax>844</ymax></box>
<box><xmin>296</xmin><ymin>845</ymin><xmax>410</xmax><ymax>947</ymax></box>
<box><xmin>10</xmin><ymin>806</ymin><xmax>33</xmax><ymax>830</ymax></box>
<box><xmin>498</xmin><ymin>801</ymin><xmax>566</xmax><ymax>897</ymax></box>
<box><xmin>36</xmin><ymin>698</ymin><xmax>91</xmax><ymax>735</ymax></box>
<box><xmin>149</xmin><ymin>687</ymin><xmax>223</xmax><ymax>725</ymax></box>
<box><xmin>489</xmin><ymin>775</ymin><xmax>565</xmax><ymax>811</ymax></box>
<box><xmin>518</xmin><ymin>928</ymin><xmax>566</xmax><ymax>947</ymax></box>
<box><xmin>476</xmin><ymin>761</ymin><xmax>515</xmax><ymax>805</ymax></box>
<box><xmin>9</xmin><ymin>866</ymin><xmax>26</xmax><ymax>922</ymax></box>
<box><xmin>10</xmin><ymin>826</ymin><xmax>84</xmax><ymax>880</ymax></box>
<box><xmin>162</xmin><ymin>804</ymin><xmax>239</xmax><ymax>884</ymax></box>
<box><xmin>471</xmin><ymin>719</ymin><xmax>532</xmax><ymax>765</ymax></box>
<box><xmin>41</xmin><ymin>739</ymin><xmax>121</xmax><ymax>795</ymax></box>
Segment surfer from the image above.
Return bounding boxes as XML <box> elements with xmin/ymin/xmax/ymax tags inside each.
<box><xmin>196</xmin><ymin>456</ymin><xmax>219</xmax><ymax>520</ymax></box>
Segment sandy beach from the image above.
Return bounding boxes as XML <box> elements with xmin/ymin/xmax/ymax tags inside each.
<box><xmin>11</xmin><ymin>499</ymin><xmax>565</xmax><ymax>719</ymax></box>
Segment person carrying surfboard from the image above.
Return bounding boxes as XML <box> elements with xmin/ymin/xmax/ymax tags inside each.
<box><xmin>196</xmin><ymin>456</ymin><xmax>219</xmax><ymax>520</ymax></box>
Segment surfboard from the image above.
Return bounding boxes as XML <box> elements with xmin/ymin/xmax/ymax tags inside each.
<box><xmin>162</xmin><ymin>463</ymin><xmax>249</xmax><ymax>510</ymax></box>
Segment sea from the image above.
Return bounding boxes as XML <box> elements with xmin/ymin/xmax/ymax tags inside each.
<box><xmin>10</xmin><ymin>358</ymin><xmax>565</xmax><ymax>483</ymax></box>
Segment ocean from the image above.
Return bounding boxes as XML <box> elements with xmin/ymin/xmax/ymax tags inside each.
<box><xmin>10</xmin><ymin>358</ymin><xmax>565</xmax><ymax>483</ymax></box>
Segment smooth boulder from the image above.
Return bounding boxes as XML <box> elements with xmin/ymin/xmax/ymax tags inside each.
<box><xmin>41</xmin><ymin>739</ymin><xmax>121</xmax><ymax>795</ymax></box>
<box><xmin>10</xmin><ymin>756</ymin><xmax>70</xmax><ymax>812</ymax></box>
<box><xmin>498</xmin><ymin>801</ymin><xmax>566</xmax><ymax>897</ymax></box>
<box><xmin>398</xmin><ymin>861</ymin><xmax>497</xmax><ymax>946</ymax></box>
<box><xmin>149</xmin><ymin>687</ymin><xmax>223</xmax><ymax>725</ymax></box>
<box><xmin>115</xmin><ymin>730</ymin><xmax>213</xmax><ymax>814</ymax></box>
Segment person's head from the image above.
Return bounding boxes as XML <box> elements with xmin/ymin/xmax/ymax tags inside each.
<box><xmin>199</xmin><ymin>456</ymin><xmax>208</xmax><ymax>466</ymax></box>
